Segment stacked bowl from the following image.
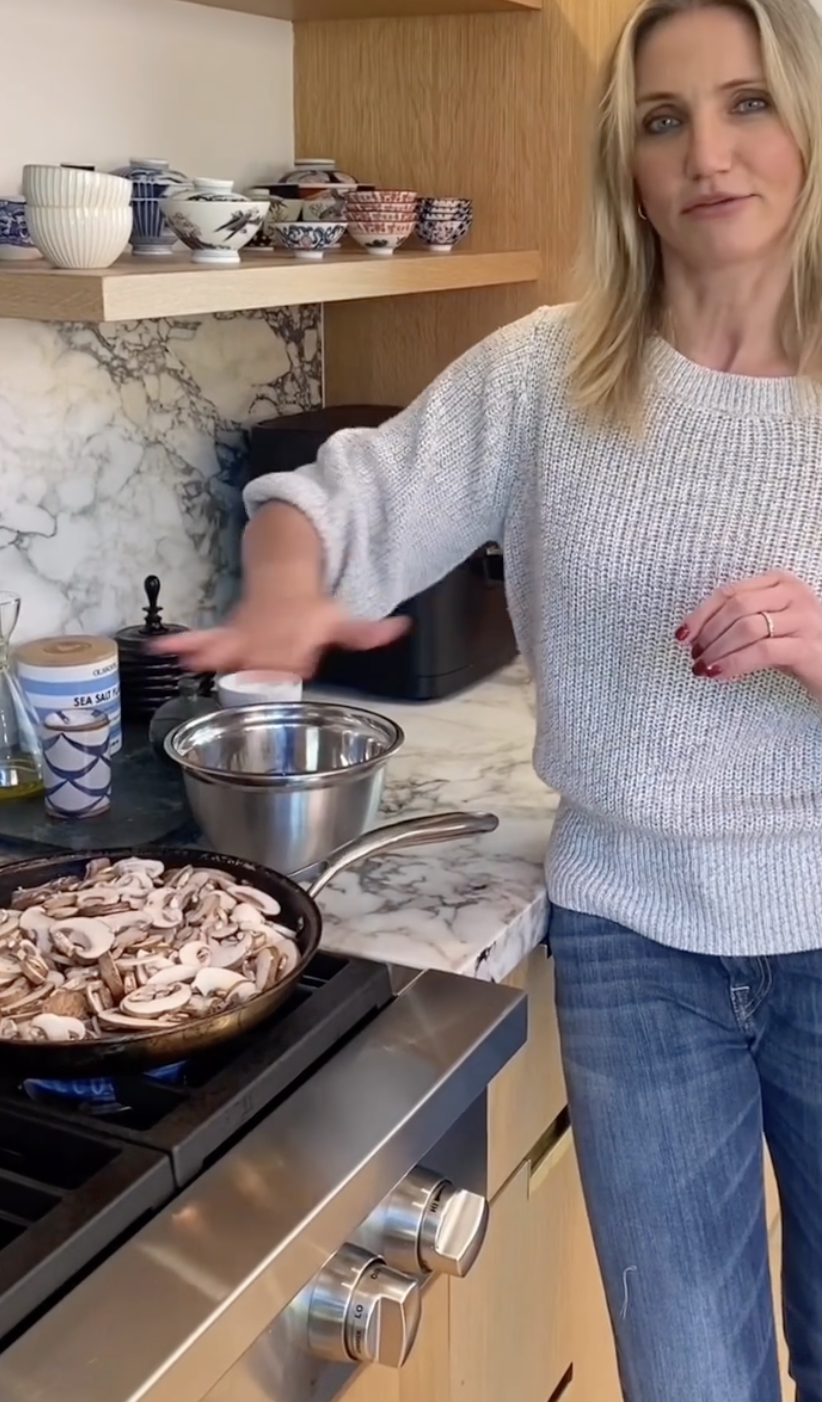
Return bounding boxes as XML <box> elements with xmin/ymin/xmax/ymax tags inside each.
<box><xmin>346</xmin><ymin>189</ymin><xmax>417</xmax><ymax>257</ymax></box>
<box><xmin>22</xmin><ymin>166</ymin><xmax>133</xmax><ymax>269</ymax></box>
<box><xmin>416</xmin><ymin>197</ymin><xmax>474</xmax><ymax>254</ymax></box>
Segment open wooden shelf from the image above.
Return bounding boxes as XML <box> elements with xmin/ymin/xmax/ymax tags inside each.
<box><xmin>0</xmin><ymin>248</ymin><xmax>539</xmax><ymax>323</ymax></box>
<box><xmin>181</xmin><ymin>0</ymin><xmax>540</xmax><ymax>18</ymax></box>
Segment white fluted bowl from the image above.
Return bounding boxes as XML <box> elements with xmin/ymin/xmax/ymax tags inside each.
<box><xmin>26</xmin><ymin>206</ymin><xmax>132</xmax><ymax>269</ymax></box>
<box><xmin>23</xmin><ymin>165</ymin><xmax>131</xmax><ymax>209</ymax></box>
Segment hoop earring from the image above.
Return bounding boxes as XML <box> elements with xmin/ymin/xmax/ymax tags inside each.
<box><xmin>638</xmin><ymin>203</ymin><xmax>648</xmax><ymax>222</ymax></box>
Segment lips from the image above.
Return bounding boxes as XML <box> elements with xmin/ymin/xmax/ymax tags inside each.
<box><xmin>683</xmin><ymin>194</ymin><xmax>749</xmax><ymax>214</ymax></box>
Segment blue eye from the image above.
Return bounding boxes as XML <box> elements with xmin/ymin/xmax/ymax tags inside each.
<box><xmin>645</xmin><ymin>113</ymin><xmax>681</xmax><ymax>135</ymax></box>
<box><xmin>735</xmin><ymin>95</ymin><xmax>769</xmax><ymax>114</ymax></box>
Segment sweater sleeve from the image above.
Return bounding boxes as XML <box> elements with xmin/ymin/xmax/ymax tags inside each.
<box><xmin>242</xmin><ymin>312</ymin><xmax>538</xmax><ymax>619</ymax></box>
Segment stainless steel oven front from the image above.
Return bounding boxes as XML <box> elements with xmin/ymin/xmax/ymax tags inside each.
<box><xmin>0</xmin><ymin>968</ymin><xmax>526</xmax><ymax>1402</ymax></box>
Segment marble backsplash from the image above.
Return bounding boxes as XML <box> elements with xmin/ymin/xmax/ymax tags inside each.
<box><xmin>0</xmin><ymin>307</ymin><xmax>322</xmax><ymax>644</ymax></box>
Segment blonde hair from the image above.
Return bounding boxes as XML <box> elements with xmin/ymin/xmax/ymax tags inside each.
<box><xmin>568</xmin><ymin>0</ymin><xmax>822</xmax><ymax>426</ymax></box>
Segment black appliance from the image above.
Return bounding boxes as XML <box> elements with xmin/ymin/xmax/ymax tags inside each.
<box><xmin>247</xmin><ymin>406</ymin><xmax>517</xmax><ymax>702</ymax></box>
<box><xmin>0</xmin><ymin>952</ymin><xmax>393</xmax><ymax>1348</ymax></box>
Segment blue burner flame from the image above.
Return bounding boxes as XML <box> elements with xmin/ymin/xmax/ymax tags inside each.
<box><xmin>23</xmin><ymin>1061</ymin><xmax>186</xmax><ymax>1106</ymax></box>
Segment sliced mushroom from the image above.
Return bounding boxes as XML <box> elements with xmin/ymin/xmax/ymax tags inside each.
<box><xmin>209</xmin><ymin>930</ymin><xmax>254</xmax><ymax>969</ymax></box>
<box><xmin>49</xmin><ymin>916</ymin><xmax>114</xmax><ymax>961</ymax></box>
<box><xmin>97</xmin><ymin>1009</ymin><xmax>178</xmax><ymax>1031</ymax></box>
<box><xmin>31</xmin><ymin>1013</ymin><xmax>87</xmax><ymax>1042</ymax></box>
<box><xmin>120</xmin><ymin>983</ymin><xmax>192</xmax><ymax>1017</ymax></box>
<box><xmin>163</xmin><ymin>865</ymin><xmax>194</xmax><ymax>890</ymax></box>
<box><xmin>193</xmin><ymin>967</ymin><xmax>248</xmax><ymax>997</ymax></box>
<box><xmin>230</xmin><ymin>885</ymin><xmax>282</xmax><ymax>918</ymax></box>
<box><xmin>86</xmin><ymin>982</ymin><xmax>114</xmax><ymax>1016</ymax></box>
<box><xmin>178</xmin><ymin>940</ymin><xmax>211</xmax><ymax>968</ymax></box>
<box><xmin>0</xmin><ymin>857</ymin><xmax>300</xmax><ymax>1042</ymax></box>
<box><xmin>18</xmin><ymin>907</ymin><xmax>53</xmax><ymax>937</ymax></box>
<box><xmin>45</xmin><ymin>988</ymin><xmax>89</xmax><ymax>1020</ymax></box>
<box><xmin>17</xmin><ymin>941</ymin><xmax>50</xmax><ymax>985</ymax></box>
<box><xmin>85</xmin><ymin>858</ymin><xmax>114</xmax><ymax>880</ymax></box>
<box><xmin>226</xmin><ymin>979</ymin><xmax>257</xmax><ymax>1005</ymax></box>
<box><xmin>98</xmin><ymin>951</ymin><xmax>124</xmax><ymax>1002</ymax></box>
<box><xmin>146</xmin><ymin>963</ymin><xmax>201</xmax><ymax>988</ymax></box>
<box><xmin>0</xmin><ymin>983</ymin><xmax>51</xmax><ymax>1014</ymax></box>
<box><xmin>232</xmin><ymin>902</ymin><xmax>272</xmax><ymax>931</ymax></box>
<box><xmin>112</xmin><ymin>858</ymin><xmax>165</xmax><ymax>881</ymax></box>
<box><xmin>254</xmin><ymin>948</ymin><xmax>274</xmax><ymax>994</ymax></box>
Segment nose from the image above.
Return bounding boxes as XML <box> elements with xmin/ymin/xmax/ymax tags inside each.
<box><xmin>683</xmin><ymin>112</ymin><xmax>733</xmax><ymax>181</ymax></box>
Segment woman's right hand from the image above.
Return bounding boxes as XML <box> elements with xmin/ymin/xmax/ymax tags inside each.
<box><xmin>153</xmin><ymin>592</ymin><xmax>409</xmax><ymax>679</ymax></box>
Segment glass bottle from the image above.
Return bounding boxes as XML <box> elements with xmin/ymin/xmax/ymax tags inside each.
<box><xmin>0</xmin><ymin>593</ymin><xmax>44</xmax><ymax>799</ymax></box>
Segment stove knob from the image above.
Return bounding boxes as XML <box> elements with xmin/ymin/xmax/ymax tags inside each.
<box><xmin>305</xmin><ymin>1243</ymin><xmax>421</xmax><ymax>1368</ymax></box>
<box><xmin>360</xmin><ymin>1168</ymin><xmax>489</xmax><ymax>1278</ymax></box>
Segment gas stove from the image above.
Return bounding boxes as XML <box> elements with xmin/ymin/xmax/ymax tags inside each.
<box><xmin>0</xmin><ymin>950</ymin><xmax>526</xmax><ymax>1402</ymax></box>
<box><xmin>0</xmin><ymin>952</ymin><xmax>392</xmax><ymax>1349</ymax></box>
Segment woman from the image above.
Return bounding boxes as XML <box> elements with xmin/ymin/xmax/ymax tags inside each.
<box><xmin>168</xmin><ymin>1</ymin><xmax>822</xmax><ymax>1397</ymax></box>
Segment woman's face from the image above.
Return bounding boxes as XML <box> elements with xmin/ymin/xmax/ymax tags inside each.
<box><xmin>632</xmin><ymin>5</ymin><xmax>804</xmax><ymax>273</ymax></box>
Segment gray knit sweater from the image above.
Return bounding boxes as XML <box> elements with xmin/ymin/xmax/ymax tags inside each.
<box><xmin>244</xmin><ymin>304</ymin><xmax>822</xmax><ymax>958</ymax></box>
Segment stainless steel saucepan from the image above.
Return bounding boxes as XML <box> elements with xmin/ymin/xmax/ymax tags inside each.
<box><xmin>165</xmin><ymin>701</ymin><xmax>405</xmax><ymax>873</ymax></box>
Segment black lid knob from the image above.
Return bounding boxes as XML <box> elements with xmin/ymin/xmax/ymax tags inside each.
<box><xmin>141</xmin><ymin>575</ymin><xmax>166</xmax><ymax>635</ymax></box>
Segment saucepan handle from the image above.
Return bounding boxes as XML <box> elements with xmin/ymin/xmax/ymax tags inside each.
<box><xmin>307</xmin><ymin>811</ymin><xmax>499</xmax><ymax>899</ymax></box>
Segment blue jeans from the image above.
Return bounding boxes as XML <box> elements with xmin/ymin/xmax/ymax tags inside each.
<box><xmin>548</xmin><ymin>905</ymin><xmax>822</xmax><ymax>1402</ymax></box>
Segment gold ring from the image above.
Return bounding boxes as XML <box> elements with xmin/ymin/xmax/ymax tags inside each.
<box><xmin>760</xmin><ymin>610</ymin><xmax>775</xmax><ymax>639</ymax></box>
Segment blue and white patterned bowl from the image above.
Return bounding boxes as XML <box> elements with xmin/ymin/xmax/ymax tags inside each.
<box><xmin>111</xmin><ymin>159</ymin><xmax>191</xmax><ymax>256</ymax></box>
<box><xmin>270</xmin><ymin>221</ymin><xmax>346</xmax><ymax>261</ymax></box>
<box><xmin>0</xmin><ymin>198</ymin><xmax>41</xmax><ymax>261</ymax></box>
<box><xmin>415</xmin><ymin>199</ymin><xmax>474</xmax><ymax>253</ymax></box>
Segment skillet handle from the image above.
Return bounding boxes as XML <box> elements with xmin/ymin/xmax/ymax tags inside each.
<box><xmin>306</xmin><ymin>811</ymin><xmax>499</xmax><ymax>900</ymax></box>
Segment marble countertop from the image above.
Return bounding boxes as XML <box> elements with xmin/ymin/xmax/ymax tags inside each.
<box><xmin>308</xmin><ymin>660</ymin><xmax>555</xmax><ymax>981</ymax></box>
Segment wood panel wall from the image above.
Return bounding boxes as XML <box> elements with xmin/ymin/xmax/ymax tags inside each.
<box><xmin>294</xmin><ymin>0</ymin><xmax>635</xmax><ymax>405</ymax></box>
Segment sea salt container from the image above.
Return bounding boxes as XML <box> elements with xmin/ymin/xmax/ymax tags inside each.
<box><xmin>16</xmin><ymin>636</ymin><xmax>122</xmax><ymax>755</ymax></box>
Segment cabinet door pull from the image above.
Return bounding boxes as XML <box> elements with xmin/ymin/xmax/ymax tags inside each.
<box><xmin>528</xmin><ymin>1108</ymin><xmax>572</xmax><ymax>1196</ymax></box>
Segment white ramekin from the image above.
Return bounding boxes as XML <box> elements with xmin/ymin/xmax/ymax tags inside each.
<box><xmin>216</xmin><ymin>671</ymin><xmax>304</xmax><ymax>709</ymax></box>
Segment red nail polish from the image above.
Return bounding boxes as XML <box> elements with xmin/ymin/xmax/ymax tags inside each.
<box><xmin>692</xmin><ymin>660</ymin><xmax>706</xmax><ymax>677</ymax></box>
<box><xmin>693</xmin><ymin>661</ymin><xmax>721</xmax><ymax>679</ymax></box>
<box><xmin>691</xmin><ymin>643</ymin><xmax>703</xmax><ymax>661</ymax></box>
<box><xmin>675</xmin><ymin>625</ymin><xmax>690</xmax><ymax>642</ymax></box>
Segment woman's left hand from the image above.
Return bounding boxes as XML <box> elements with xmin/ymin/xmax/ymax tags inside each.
<box><xmin>676</xmin><ymin>569</ymin><xmax>822</xmax><ymax>701</ymax></box>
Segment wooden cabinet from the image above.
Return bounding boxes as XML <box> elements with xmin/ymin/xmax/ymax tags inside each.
<box><xmin>487</xmin><ymin>946</ymin><xmax>566</xmax><ymax>1195</ymax></box>
<box><xmin>449</xmin><ymin>1130</ymin><xmax>577</xmax><ymax>1402</ymax></box>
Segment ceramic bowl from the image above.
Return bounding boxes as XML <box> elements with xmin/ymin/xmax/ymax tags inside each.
<box><xmin>417</xmin><ymin>197</ymin><xmax>473</xmax><ymax>213</ymax></box>
<box><xmin>23</xmin><ymin>165</ymin><xmax>131</xmax><ymax>209</ymax></box>
<box><xmin>112</xmin><ymin>159</ymin><xmax>191</xmax><ymax>256</ymax></box>
<box><xmin>160</xmin><ymin>179</ymin><xmax>268</xmax><ymax>266</ymax></box>
<box><xmin>348</xmin><ymin>215</ymin><xmax>416</xmax><ymax>233</ymax></box>
<box><xmin>247</xmin><ymin>183</ymin><xmax>354</xmax><ymax>248</ymax></box>
<box><xmin>415</xmin><ymin>199</ymin><xmax>474</xmax><ymax>252</ymax></box>
<box><xmin>277</xmin><ymin>159</ymin><xmax>358</xmax><ymax>186</ymax></box>
<box><xmin>348</xmin><ymin>224</ymin><xmax>414</xmax><ymax>256</ymax></box>
<box><xmin>0</xmin><ymin>198</ymin><xmax>41</xmax><ymax>261</ymax></box>
<box><xmin>270</xmin><ymin>221</ymin><xmax>346</xmax><ymax>260</ymax></box>
<box><xmin>216</xmin><ymin>671</ymin><xmax>303</xmax><ymax>708</ymax></box>
<box><xmin>347</xmin><ymin>189</ymin><xmax>417</xmax><ymax>206</ymax></box>
<box><xmin>26</xmin><ymin>205</ymin><xmax>132</xmax><ymax>269</ymax></box>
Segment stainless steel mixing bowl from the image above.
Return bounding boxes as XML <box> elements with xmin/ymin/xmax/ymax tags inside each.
<box><xmin>165</xmin><ymin>701</ymin><xmax>405</xmax><ymax>872</ymax></box>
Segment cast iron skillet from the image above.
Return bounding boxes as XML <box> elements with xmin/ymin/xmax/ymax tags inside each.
<box><xmin>0</xmin><ymin>811</ymin><xmax>498</xmax><ymax>1077</ymax></box>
